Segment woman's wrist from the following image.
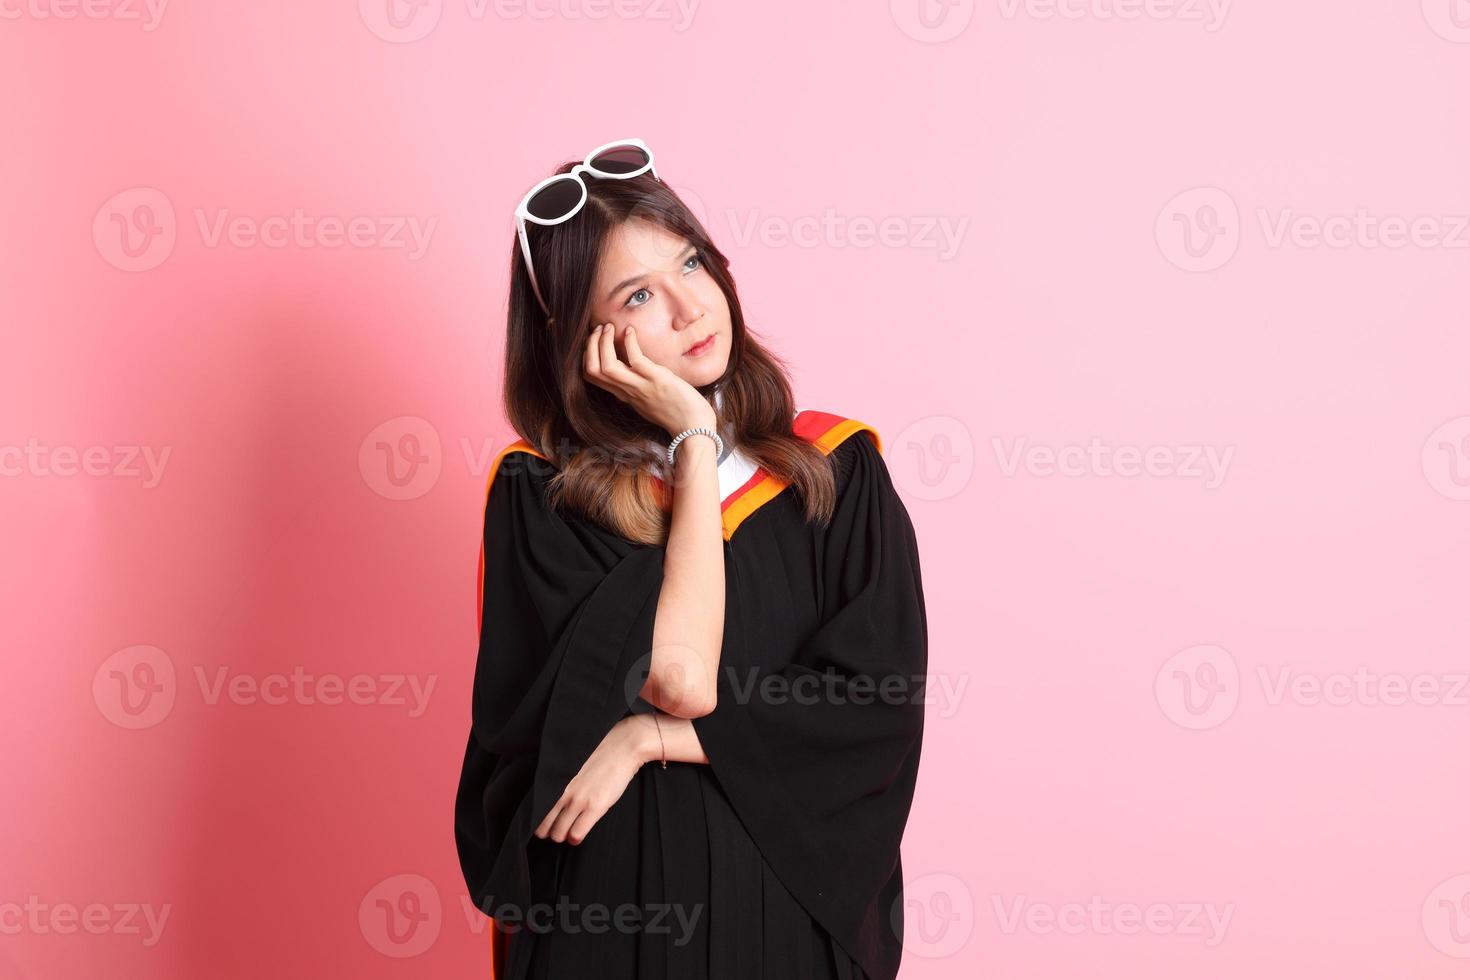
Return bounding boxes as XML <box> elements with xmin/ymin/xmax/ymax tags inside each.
<box><xmin>669</xmin><ymin>402</ymin><xmax>717</xmax><ymax>436</ymax></box>
<box><xmin>669</xmin><ymin>431</ymin><xmax>720</xmax><ymax>473</ymax></box>
<box><xmin>621</xmin><ymin>714</ymin><xmax>661</xmax><ymax>765</ymax></box>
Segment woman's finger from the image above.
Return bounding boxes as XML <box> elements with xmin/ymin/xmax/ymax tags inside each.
<box><xmin>547</xmin><ymin>800</ymin><xmax>582</xmax><ymax>844</ymax></box>
<box><xmin>565</xmin><ymin>803</ymin><xmax>607</xmax><ymax>847</ymax></box>
<box><xmin>621</xmin><ymin>325</ymin><xmax>654</xmax><ymax>378</ymax></box>
<box><xmin>534</xmin><ymin>798</ymin><xmax>565</xmax><ymax>839</ymax></box>
<box><xmin>585</xmin><ymin>326</ymin><xmax>608</xmax><ymax>379</ymax></box>
<box><xmin>596</xmin><ymin>322</ymin><xmax>643</xmax><ymax>388</ymax></box>
<box><xmin>598</xmin><ymin>317</ymin><xmax>620</xmax><ymax>370</ymax></box>
<box><xmin>584</xmin><ymin>324</ymin><xmax>604</xmax><ymax>379</ymax></box>
<box><xmin>585</xmin><ymin>324</ymin><xmax>629</xmax><ymax>398</ymax></box>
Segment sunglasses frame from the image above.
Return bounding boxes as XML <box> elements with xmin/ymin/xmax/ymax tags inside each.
<box><xmin>514</xmin><ymin>137</ymin><xmax>661</xmax><ymax>318</ymax></box>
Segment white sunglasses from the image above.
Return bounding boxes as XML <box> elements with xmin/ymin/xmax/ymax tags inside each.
<box><xmin>514</xmin><ymin>137</ymin><xmax>661</xmax><ymax>318</ymax></box>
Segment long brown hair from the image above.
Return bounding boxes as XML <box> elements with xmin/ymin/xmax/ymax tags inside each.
<box><xmin>503</xmin><ymin>162</ymin><xmax>838</xmax><ymax>545</ymax></box>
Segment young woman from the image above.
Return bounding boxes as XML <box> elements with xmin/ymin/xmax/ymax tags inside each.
<box><xmin>455</xmin><ymin>139</ymin><xmax>929</xmax><ymax>980</ymax></box>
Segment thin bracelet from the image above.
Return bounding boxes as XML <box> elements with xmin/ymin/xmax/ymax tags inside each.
<box><xmin>651</xmin><ymin>713</ymin><xmax>667</xmax><ymax>769</ymax></box>
<box><xmin>666</xmin><ymin>427</ymin><xmax>723</xmax><ymax>467</ymax></box>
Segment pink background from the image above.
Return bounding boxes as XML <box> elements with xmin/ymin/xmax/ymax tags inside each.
<box><xmin>4</xmin><ymin>1</ymin><xmax>1470</xmax><ymax>977</ymax></box>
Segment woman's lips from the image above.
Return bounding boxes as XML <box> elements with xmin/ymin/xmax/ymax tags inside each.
<box><xmin>684</xmin><ymin>335</ymin><xmax>716</xmax><ymax>357</ymax></box>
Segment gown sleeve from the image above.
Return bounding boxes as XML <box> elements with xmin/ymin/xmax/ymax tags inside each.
<box><xmin>454</xmin><ymin>448</ymin><xmax>666</xmax><ymax>925</ymax></box>
<box><xmin>691</xmin><ymin>429</ymin><xmax>929</xmax><ymax>980</ymax></box>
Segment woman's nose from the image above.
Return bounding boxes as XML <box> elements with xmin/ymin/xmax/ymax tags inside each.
<box><xmin>669</xmin><ymin>283</ymin><xmax>705</xmax><ymax>327</ymax></box>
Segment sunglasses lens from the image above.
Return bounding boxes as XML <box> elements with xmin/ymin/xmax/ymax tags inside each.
<box><xmin>526</xmin><ymin>177</ymin><xmax>583</xmax><ymax>220</ymax></box>
<box><xmin>590</xmin><ymin>145</ymin><xmax>650</xmax><ymax>175</ymax></box>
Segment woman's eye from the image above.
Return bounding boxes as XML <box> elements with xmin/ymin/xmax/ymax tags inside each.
<box><xmin>622</xmin><ymin>254</ymin><xmax>702</xmax><ymax>308</ymax></box>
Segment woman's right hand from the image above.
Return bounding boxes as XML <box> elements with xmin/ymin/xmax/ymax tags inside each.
<box><xmin>583</xmin><ymin>322</ymin><xmax>716</xmax><ymax>437</ymax></box>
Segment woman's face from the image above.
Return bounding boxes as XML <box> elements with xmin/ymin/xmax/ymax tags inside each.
<box><xmin>587</xmin><ymin>218</ymin><xmax>732</xmax><ymax>389</ymax></box>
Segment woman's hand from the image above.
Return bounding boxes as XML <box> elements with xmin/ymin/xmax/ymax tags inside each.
<box><xmin>583</xmin><ymin>322</ymin><xmax>716</xmax><ymax>437</ymax></box>
<box><xmin>533</xmin><ymin>715</ymin><xmax>656</xmax><ymax>846</ymax></box>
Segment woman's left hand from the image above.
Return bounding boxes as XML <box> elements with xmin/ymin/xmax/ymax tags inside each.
<box><xmin>534</xmin><ymin>715</ymin><xmax>653</xmax><ymax>846</ymax></box>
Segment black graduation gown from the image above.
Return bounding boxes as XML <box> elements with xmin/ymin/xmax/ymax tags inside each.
<box><xmin>454</xmin><ymin>410</ymin><xmax>929</xmax><ymax>980</ymax></box>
